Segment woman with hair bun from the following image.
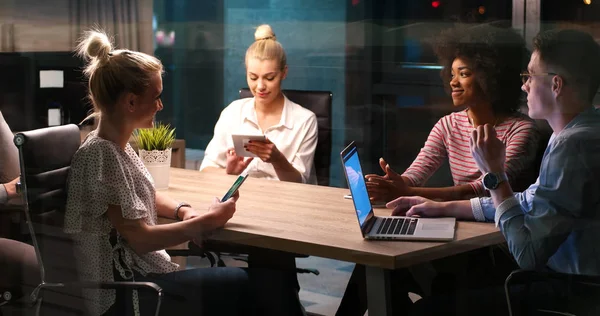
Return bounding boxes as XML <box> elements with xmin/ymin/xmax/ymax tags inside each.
<box><xmin>200</xmin><ymin>24</ymin><xmax>318</xmax><ymax>185</ymax></box>
<box><xmin>64</xmin><ymin>29</ymin><xmax>304</xmax><ymax>316</ymax></box>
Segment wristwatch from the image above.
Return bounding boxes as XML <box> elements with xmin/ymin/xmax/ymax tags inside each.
<box><xmin>482</xmin><ymin>172</ymin><xmax>508</xmax><ymax>191</ymax></box>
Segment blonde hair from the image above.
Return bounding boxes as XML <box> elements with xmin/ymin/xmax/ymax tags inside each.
<box><xmin>245</xmin><ymin>24</ymin><xmax>287</xmax><ymax>70</ymax></box>
<box><xmin>75</xmin><ymin>29</ymin><xmax>163</xmax><ymax>117</ymax></box>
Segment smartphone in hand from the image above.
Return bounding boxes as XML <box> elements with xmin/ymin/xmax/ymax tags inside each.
<box><xmin>222</xmin><ymin>172</ymin><xmax>249</xmax><ymax>202</ymax></box>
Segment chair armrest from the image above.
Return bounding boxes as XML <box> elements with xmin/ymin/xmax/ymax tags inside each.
<box><xmin>36</xmin><ymin>281</ymin><xmax>164</xmax><ymax>316</ymax></box>
<box><xmin>0</xmin><ymin>204</ymin><xmax>24</xmax><ymax>214</ymax></box>
<box><xmin>504</xmin><ymin>269</ymin><xmax>600</xmax><ymax>316</ymax></box>
<box><xmin>68</xmin><ymin>281</ymin><xmax>162</xmax><ymax>293</ymax></box>
<box><xmin>37</xmin><ymin>281</ymin><xmax>162</xmax><ymax>296</ymax></box>
<box><xmin>166</xmin><ymin>245</ymin><xmax>221</xmax><ymax>267</ymax></box>
<box><xmin>165</xmin><ymin>249</ymin><xmax>200</xmax><ymax>257</ymax></box>
<box><xmin>506</xmin><ymin>269</ymin><xmax>600</xmax><ymax>288</ymax></box>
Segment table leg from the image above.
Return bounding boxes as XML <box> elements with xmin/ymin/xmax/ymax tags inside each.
<box><xmin>366</xmin><ymin>266</ymin><xmax>393</xmax><ymax>316</ymax></box>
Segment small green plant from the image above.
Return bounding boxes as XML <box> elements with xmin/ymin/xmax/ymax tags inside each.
<box><xmin>135</xmin><ymin>123</ymin><xmax>175</xmax><ymax>151</ymax></box>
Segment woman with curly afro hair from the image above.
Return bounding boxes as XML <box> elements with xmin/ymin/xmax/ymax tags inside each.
<box><xmin>366</xmin><ymin>23</ymin><xmax>541</xmax><ymax>204</ymax></box>
<box><xmin>337</xmin><ymin>24</ymin><xmax>542</xmax><ymax>316</ymax></box>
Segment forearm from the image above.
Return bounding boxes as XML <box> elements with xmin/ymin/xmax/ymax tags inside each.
<box><xmin>272</xmin><ymin>158</ymin><xmax>303</xmax><ymax>183</ymax></box>
<box><xmin>401</xmin><ymin>176</ymin><xmax>415</xmax><ymax>186</ymax></box>
<box><xmin>489</xmin><ymin>182</ymin><xmax>514</xmax><ymax>207</ymax></box>
<box><xmin>408</xmin><ymin>184</ymin><xmax>478</xmax><ymax>202</ymax></box>
<box><xmin>129</xmin><ymin>214</ymin><xmax>212</xmax><ymax>254</ymax></box>
<box><xmin>494</xmin><ymin>197</ymin><xmax>567</xmax><ymax>270</ymax></box>
<box><xmin>155</xmin><ymin>191</ymin><xmax>195</xmax><ymax>220</ymax></box>
<box><xmin>443</xmin><ymin>200</ymin><xmax>475</xmax><ymax>220</ymax></box>
<box><xmin>0</xmin><ymin>178</ymin><xmax>19</xmax><ymax>205</ymax></box>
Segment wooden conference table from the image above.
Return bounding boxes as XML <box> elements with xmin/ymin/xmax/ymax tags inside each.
<box><xmin>168</xmin><ymin>168</ymin><xmax>506</xmax><ymax>316</ymax></box>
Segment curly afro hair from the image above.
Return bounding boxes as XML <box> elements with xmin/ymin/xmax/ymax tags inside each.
<box><xmin>432</xmin><ymin>24</ymin><xmax>528</xmax><ymax>116</ymax></box>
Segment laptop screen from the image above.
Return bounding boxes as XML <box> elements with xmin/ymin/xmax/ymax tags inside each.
<box><xmin>341</xmin><ymin>143</ymin><xmax>374</xmax><ymax>229</ymax></box>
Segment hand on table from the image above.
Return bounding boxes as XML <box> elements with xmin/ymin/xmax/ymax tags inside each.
<box><xmin>386</xmin><ymin>196</ymin><xmax>446</xmax><ymax>217</ymax></box>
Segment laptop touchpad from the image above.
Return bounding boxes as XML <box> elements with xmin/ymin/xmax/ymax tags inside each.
<box><xmin>422</xmin><ymin>224</ymin><xmax>452</xmax><ymax>231</ymax></box>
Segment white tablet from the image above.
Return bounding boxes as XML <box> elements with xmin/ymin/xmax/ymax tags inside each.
<box><xmin>232</xmin><ymin>134</ymin><xmax>267</xmax><ymax>157</ymax></box>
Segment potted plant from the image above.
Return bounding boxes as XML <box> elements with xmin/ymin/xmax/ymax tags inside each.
<box><xmin>134</xmin><ymin>123</ymin><xmax>175</xmax><ymax>190</ymax></box>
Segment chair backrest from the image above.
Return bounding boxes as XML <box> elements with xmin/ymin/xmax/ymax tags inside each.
<box><xmin>14</xmin><ymin>124</ymin><xmax>85</xmax><ymax>314</ymax></box>
<box><xmin>239</xmin><ymin>88</ymin><xmax>333</xmax><ymax>186</ymax></box>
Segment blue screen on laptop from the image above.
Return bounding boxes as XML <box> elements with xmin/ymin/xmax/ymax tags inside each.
<box><xmin>343</xmin><ymin>147</ymin><xmax>372</xmax><ymax>227</ymax></box>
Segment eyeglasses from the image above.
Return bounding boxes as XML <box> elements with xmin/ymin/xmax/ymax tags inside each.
<box><xmin>520</xmin><ymin>72</ymin><xmax>558</xmax><ymax>85</ymax></box>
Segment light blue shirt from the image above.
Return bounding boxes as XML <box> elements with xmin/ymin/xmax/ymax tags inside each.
<box><xmin>471</xmin><ymin>107</ymin><xmax>600</xmax><ymax>275</ymax></box>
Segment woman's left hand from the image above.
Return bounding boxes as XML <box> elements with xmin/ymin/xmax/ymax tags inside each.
<box><xmin>244</xmin><ymin>138</ymin><xmax>285</xmax><ymax>164</ymax></box>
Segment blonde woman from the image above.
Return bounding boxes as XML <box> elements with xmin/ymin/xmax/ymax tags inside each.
<box><xmin>200</xmin><ymin>24</ymin><xmax>318</xmax><ymax>184</ymax></box>
<box><xmin>64</xmin><ymin>29</ymin><xmax>304</xmax><ymax>316</ymax></box>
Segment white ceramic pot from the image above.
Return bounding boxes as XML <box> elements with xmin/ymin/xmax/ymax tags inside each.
<box><xmin>139</xmin><ymin>148</ymin><xmax>172</xmax><ymax>190</ymax></box>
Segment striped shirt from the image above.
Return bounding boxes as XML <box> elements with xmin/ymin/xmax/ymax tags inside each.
<box><xmin>402</xmin><ymin>109</ymin><xmax>540</xmax><ymax>196</ymax></box>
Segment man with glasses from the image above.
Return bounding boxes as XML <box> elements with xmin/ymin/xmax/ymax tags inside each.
<box><xmin>391</xmin><ymin>29</ymin><xmax>600</xmax><ymax>315</ymax></box>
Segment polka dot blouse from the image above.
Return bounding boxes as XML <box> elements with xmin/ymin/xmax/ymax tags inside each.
<box><xmin>64</xmin><ymin>130</ymin><xmax>178</xmax><ymax>315</ymax></box>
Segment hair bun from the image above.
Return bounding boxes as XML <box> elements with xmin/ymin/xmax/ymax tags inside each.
<box><xmin>254</xmin><ymin>24</ymin><xmax>276</xmax><ymax>41</ymax></box>
<box><xmin>78</xmin><ymin>30</ymin><xmax>113</xmax><ymax>61</ymax></box>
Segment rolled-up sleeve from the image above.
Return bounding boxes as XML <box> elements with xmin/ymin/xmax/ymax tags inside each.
<box><xmin>290</xmin><ymin>113</ymin><xmax>318</xmax><ymax>184</ymax></box>
<box><xmin>471</xmin><ymin>182</ymin><xmax>538</xmax><ymax>222</ymax></box>
<box><xmin>496</xmin><ymin>139</ymin><xmax>584</xmax><ymax>270</ymax></box>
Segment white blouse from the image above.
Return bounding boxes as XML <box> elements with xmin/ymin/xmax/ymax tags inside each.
<box><xmin>200</xmin><ymin>95</ymin><xmax>318</xmax><ymax>184</ymax></box>
<box><xmin>64</xmin><ymin>130</ymin><xmax>178</xmax><ymax>315</ymax></box>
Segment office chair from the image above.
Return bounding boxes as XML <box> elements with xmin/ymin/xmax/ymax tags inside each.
<box><xmin>0</xmin><ymin>238</ymin><xmax>38</xmax><ymax>316</ymax></box>
<box><xmin>505</xmin><ymin>269</ymin><xmax>600</xmax><ymax>316</ymax></box>
<box><xmin>239</xmin><ymin>88</ymin><xmax>333</xmax><ymax>186</ymax></box>
<box><xmin>14</xmin><ymin>124</ymin><xmax>163</xmax><ymax>316</ymax></box>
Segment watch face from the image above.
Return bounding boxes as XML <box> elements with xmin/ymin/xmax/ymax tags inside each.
<box><xmin>483</xmin><ymin>173</ymin><xmax>498</xmax><ymax>190</ymax></box>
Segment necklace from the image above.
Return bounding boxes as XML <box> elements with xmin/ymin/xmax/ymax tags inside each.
<box><xmin>466</xmin><ymin>109</ymin><xmax>500</xmax><ymax>129</ymax></box>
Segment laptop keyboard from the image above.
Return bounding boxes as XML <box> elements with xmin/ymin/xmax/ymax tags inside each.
<box><xmin>376</xmin><ymin>217</ymin><xmax>418</xmax><ymax>235</ymax></box>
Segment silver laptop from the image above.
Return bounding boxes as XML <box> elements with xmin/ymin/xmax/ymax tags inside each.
<box><xmin>341</xmin><ymin>142</ymin><xmax>456</xmax><ymax>241</ymax></box>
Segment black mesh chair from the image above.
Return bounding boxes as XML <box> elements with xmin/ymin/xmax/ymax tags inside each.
<box><xmin>14</xmin><ymin>124</ymin><xmax>163</xmax><ymax>316</ymax></box>
<box><xmin>505</xmin><ymin>269</ymin><xmax>600</xmax><ymax>316</ymax></box>
<box><xmin>239</xmin><ymin>88</ymin><xmax>333</xmax><ymax>186</ymax></box>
